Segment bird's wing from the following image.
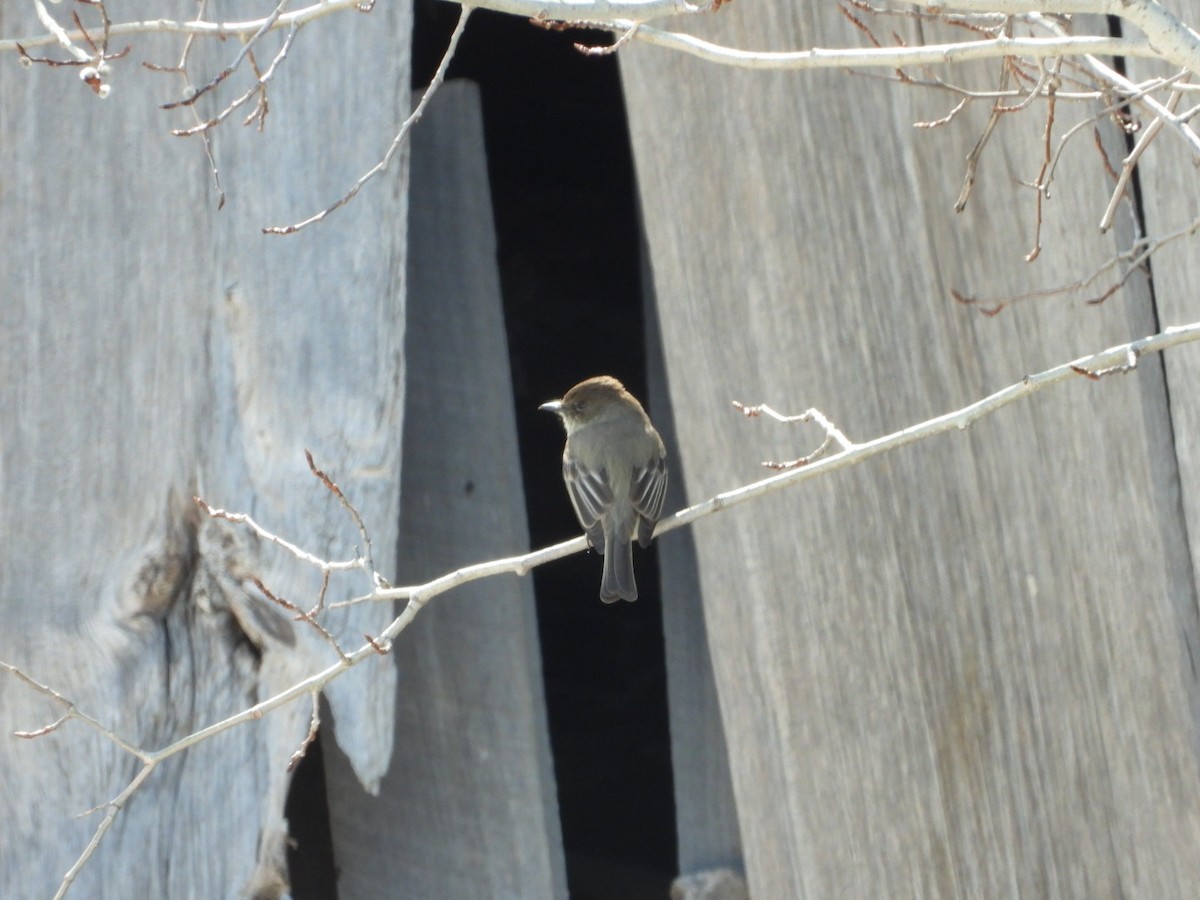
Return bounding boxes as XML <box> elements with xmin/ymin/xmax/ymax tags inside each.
<box><xmin>631</xmin><ymin>452</ymin><xmax>668</xmax><ymax>547</ymax></box>
<box><xmin>564</xmin><ymin>455</ymin><xmax>612</xmax><ymax>552</ymax></box>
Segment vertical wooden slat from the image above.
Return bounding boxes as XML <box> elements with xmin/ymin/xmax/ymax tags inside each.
<box><xmin>0</xmin><ymin>3</ymin><xmax>411</xmax><ymax>894</ymax></box>
<box><xmin>323</xmin><ymin>81</ymin><xmax>569</xmax><ymax>900</ymax></box>
<box><xmin>621</xmin><ymin>5</ymin><xmax>1200</xmax><ymax>896</ymax></box>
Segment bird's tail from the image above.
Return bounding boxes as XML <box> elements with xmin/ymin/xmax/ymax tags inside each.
<box><xmin>600</xmin><ymin>517</ymin><xmax>638</xmax><ymax>603</ymax></box>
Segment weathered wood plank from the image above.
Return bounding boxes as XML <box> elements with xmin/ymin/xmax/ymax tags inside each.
<box><xmin>0</xmin><ymin>2</ymin><xmax>411</xmax><ymax>894</ymax></box>
<box><xmin>621</xmin><ymin>5</ymin><xmax>1200</xmax><ymax>896</ymax></box>
<box><xmin>322</xmin><ymin>80</ymin><xmax>568</xmax><ymax>900</ymax></box>
<box><xmin>647</xmin><ymin>266</ymin><xmax>744</xmax><ymax>880</ymax></box>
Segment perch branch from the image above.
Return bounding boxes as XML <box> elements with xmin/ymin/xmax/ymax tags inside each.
<box><xmin>346</xmin><ymin>321</ymin><xmax>1200</xmax><ymax>607</ymax></box>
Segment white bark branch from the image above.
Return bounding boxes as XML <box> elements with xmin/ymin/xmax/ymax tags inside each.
<box><xmin>1029</xmin><ymin>13</ymin><xmax>1200</xmax><ymax>154</ymax></box>
<box><xmin>7</xmin><ymin>0</ymin><xmax>1199</xmax><ymax>76</ymax></box>
<box><xmin>625</xmin><ymin>28</ymin><xmax>1157</xmax><ymax>69</ymax></box>
<box><xmin>5</xmin><ymin>0</ymin><xmax>364</xmax><ymax>52</ymax></box>
<box><xmin>665</xmin><ymin>322</ymin><xmax>1200</xmax><ymax>529</ymax></box>
<box><xmin>946</xmin><ymin>0</ymin><xmax>1200</xmax><ymax>70</ymax></box>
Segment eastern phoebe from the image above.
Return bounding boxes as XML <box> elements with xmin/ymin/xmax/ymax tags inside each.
<box><xmin>540</xmin><ymin>376</ymin><xmax>668</xmax><ymax>603</ymax></box>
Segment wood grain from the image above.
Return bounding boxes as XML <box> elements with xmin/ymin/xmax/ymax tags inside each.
<box><xmin>621</xmin><ymin>5</ymin><xmax>1200</xmax><ymax>896</ymax></box>
<box><xmin>0</xmin><ymin>3</ymin><xmax>411</xmax><ymax>894</ymax></box>
<box><xmin>322</xmin><ymin>81</ymin><xmax>569</xmax><ymax>900</ymax></box>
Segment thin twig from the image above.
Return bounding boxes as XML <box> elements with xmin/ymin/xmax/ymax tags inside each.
<box><xmin>262</xmin><ymin>5</ymin><xmax>473</xmax><ymax>235</ymax></box>
<box><xmin>1100</xmin><ymin>81</ymin><xmax>1188</xmax><ymax>232</ymax></box>
<box><xmin>170</xmin><ymin>21</ymin><xmax>299</xmax><ymax>136</ymax></box>
<box><xmin>0</xmin><ymin>661</ymin><xmax>147</xmax><ymax>760</ymax></box>
<box><xmin>194</xmin><ymin>498</ymin><xmax>366</xmax><ymax>573</ymax></box>
<box><xmin>286</xmin><ymin>694</ymin><xmax>321</xmax><ymax>772</ymax></box>
<box><xmin>161</xmin><ymin>0</ymin><xmax>291</xmax><ymax>110</ymax></box>
<box><xmin>732</xmin><ymin>402</ymin><xmax>855</xmax><ymax>468</ymax></box>
<box><xmin>575</xmin><ymin>21</ymin><xmax>639</xmax><ymax>55</ymax></box>
<box><xmin>954</xmin><ymin>213</ymin><xmax>1200</xmax><ymax>312</ymax></box>
<box><xmin>914</xmin><ymin>96</ymin><xmax>969</xmax><ymax>129</ymax></box>
<box><xmin>1022</xmin><ymin>56</ymin><xmax>1061</xmax><ymax>262</ymax></box>
<box><xmin>252</xmin><ymin>577</ymin><xmax>350</xmax><ymax>663</ymax></box>
<box><xmin>956</xmin><ymin>51</ymin><xmax>1011</xmax><ymax>213</ymax></box>
<box><xmin>304</xmin><ymin>450</ymin><xmax>377</xmax><ymax>587</ymax></box>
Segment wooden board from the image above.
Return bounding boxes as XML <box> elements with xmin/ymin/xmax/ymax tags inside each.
<box><xmin>322</xmin><ymin>80</ymin><xmax>569</xmax><ymax>900</ymax></box>
<box><xmin>0</xmin><ymin>3</ymin><xmax>411</xmax><ymax>893</ymax></box>
<box><xmin>621</xmin><ymin>5</ymin><xmax>1200</xmax><ymax>896</ymax></box>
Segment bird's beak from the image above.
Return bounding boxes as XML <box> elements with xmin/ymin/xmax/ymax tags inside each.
<box><xmin>539</xmin><ymin>400</ymin><xmax>563</xmax><ymax>414</ymax></box>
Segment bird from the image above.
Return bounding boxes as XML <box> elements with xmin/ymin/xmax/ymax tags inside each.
<box><xmin>540</xmin><ymin>376</ymin><xmax>668</xmax><ymax>602</ymax></box>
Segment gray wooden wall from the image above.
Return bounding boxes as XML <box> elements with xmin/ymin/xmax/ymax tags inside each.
<box><xmin>5</xmin><ymin>2</ymin><xmax>1200</xmax><ymax>898</ymax></box>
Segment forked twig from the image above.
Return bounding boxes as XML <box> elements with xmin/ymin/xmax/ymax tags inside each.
<box><xmin>262</xmin><ymin>5</ymin><xmax>473</xmax><ymax>234</ymax></box>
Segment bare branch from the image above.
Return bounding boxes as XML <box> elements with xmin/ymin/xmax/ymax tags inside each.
<box><xmin>1029</xmin><ymin>13</ymin><xmax>1200</xmax><ymax>156</ymax></box>
<box><xmin>1021</xmin><ymin>56</ymin><xmax>1062</xmax><ymax>262</ymax></box>
<box><xmin>340</xmin><ymin>321</ymin><xmax>1200</xmax><ymax>608</ymax></box>
<box><xmin>626</xmin><ymin>27</ymin><xmax>1154</xmax><ymax>70</ymax></box>
<box><xmin>161</xmin><ymin>0</ymin><xmax>294</xmax><ymax>112</ymax></box>
<box><xmin>262</xmin><ymin>5</ymin><xmax>473</xmax><ymax>234</ymax></box>
<box><xmin>665</xmin><ymin>322</ymin><xmax>1200</xmax><ymax>529</ymax></box>
<box><xmin>30</xmin><ymin>0</ymin><xmax>91</xmax><ymax>62</ymax></box>
<box><xmin>0</xmin><ymin>661</ymin><xmax>148</xmax><ymax>761</ymax></box>
<box><xmin>149</xmin><ymin>0</ymin><xmax>226</xmax><ymax>207</ymax></box>
<box><xmin>195</xmin><ymin>497</ymin><xmax>366</xmax><ymax>574</ymax></box>
<box><xmin>1100</xmin><ymin>81</ymin><xmax>1189</xmax><ymax>232</ymax></box>
<box><xmin>7</xmin><ymin>0</ymin><xmax>372</xmax><ymax>53</ymax></box>
<box><xmin>170</xmin><ymin>21</ymin><xmax>299</xmax><ymax>135</ymax></box>
<box><xmin>732</xmin><ymin>403</ymin><xmax>855</xmax><ymax>468</ymax></box>
<box><xmin>252</xmin><ymin>577</ymin><xmax>350</xmax><ymax>663</ymax></box>
<box><xmin>954</xmin><ymin>213</ymin><xmax>1200</xmax><ymax>311</ymax></box>
<box><xmin>956</xmin><ymin>54</ymin><xmax>1012</xmax><ymax>213</ymax></box>
<box><xmin>1040</xmin><ymin>72</ymin><xmax>1188</xmax><ymax>195</ymax></box>
<box><xmin>55</xmin><ymin>763</ymin><xmax>157</xmax><ymax>900</ymax></box>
